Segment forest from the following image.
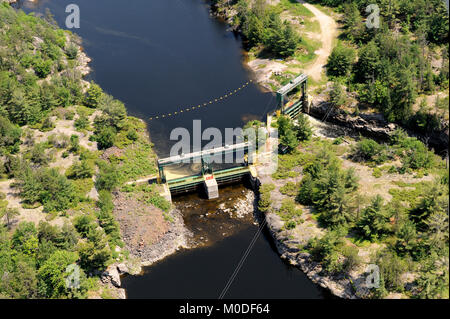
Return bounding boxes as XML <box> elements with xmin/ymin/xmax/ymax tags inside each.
<box><xmin>319</xmin><ymin>0</ymin><xmax>449</xmax><ymax>131</ymax></box>
<box><xmin>0</xmin><ymin>3</ymin><xmax>163</xmax><ymax>298</ymax></box>
<box><xmin>271</xmin><ymin>112</ymin><xmax>448</xmax><ymax>298</ymax></box>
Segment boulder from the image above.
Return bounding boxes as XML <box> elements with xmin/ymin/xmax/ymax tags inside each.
<box><xmin>101</xmin><ymin>265</ymin><xmax>121</xmax><ymax>288</ymax></box>
<box><xmin>117</xmin><ymin>263</ymin><xmax>129</xmax><ymax>274</ymax></box>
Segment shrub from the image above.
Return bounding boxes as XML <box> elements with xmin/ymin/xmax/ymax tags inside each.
<box><xmin>95</xmin><ymin>161</ymin><xmax>120</xmax><ymax>191</ymax></box>
<box><xmin>355</xmin><ymin>195</ymin><xmax>391</xmax><ymax>241</ymax></box>
<box><xmin>258</xmin><ymin>183</ymin><xmax>275</xmax><ymax>212</ymax></box>
<box><xmin>351</xmin><ymin>139</ymin><xmax>391</xmax><ymax>164</ymax></box>
<box><xmin>69</xmin><ymin>135</ymin><xmax>80</xmax><ymax>154</ymax></box>
<box><xmin>341</xmin><ymin>245</ymin><xmax>361</xmax><ymax>272</ymax></box>
<box><xmin>95</xmin><ymin>126</ymin><xmax>116</xmax><ymax>150</ymax></box>
<box><xmin>33</xmin><ymin>58</ymin><xmax>52</xmax><ymax>78</ymax></box>
<box><xmin>284</xmin><ymin>220</ymin><xmax>296</xmax><ymax>230</ymax></box>
<box><xmin>19</xmin><ymin>167</ymin><xmax>78</xmax><ymax>212</ymax></box>
<box><xmin>309</xmin><ymin>230</ymin><xmax>346</xmax><ymax>274</ymax></box>
<box><xmin>376</xmin><ymin>249</ymin><xmax>408</xmax><ymax>292</ymax></box>
<box><xmin>65</xmin><ymin>43</ymin><xmax>78</xmax><ymax>60</ymax></box>
<box><xmin>126</xmin><ymin>129</ymin><xmax>138</xmax><ymax>141</ymax></box>
<box><xmin>0</xmin><ymin>116</ymin><xmax>21</xmax><ymax>155</ymax></box>
<box><xmin>372</xmin><ymin>167</ymin><xmax>382</xmax><ymax>178</ymax></box>
<box><xmin>29</xmin><ymin>143</ymin><xmax>50</xmax><ymax>166</ymax></box>
<box><xmin>279</xmin><ymin>181</ymin><xmax>298</xmax><ymax>196</ymax></box>
<box><xmin>74</xmin><ymin>115</ymin><xmax>89</xmax><ymax>131</ymax></box>
<box><xmin>66</xmin><ymin>160</ymin><xmax>94</xmax><ymax>179</ymax></box>
<box><xmin>277</xmin><ymin>198</ymin><xmax>302</xmax><ymax>222</ymax></box>
<box><xmin>74</xmin><ymin>215</ymin><xmax>96</xmax><ymax>238</ymax></box>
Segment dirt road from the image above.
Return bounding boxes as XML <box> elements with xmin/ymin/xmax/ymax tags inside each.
<box><xmin>298</xmin><ymin>1</ymin><xmax>338</xmax><ymax>81</ymax></box>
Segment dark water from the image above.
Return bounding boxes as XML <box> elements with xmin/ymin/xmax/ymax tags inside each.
<box><xmin>19</xmin><ymin>0</ymin><xmax>330</xmax><ymax>299</ymax></box>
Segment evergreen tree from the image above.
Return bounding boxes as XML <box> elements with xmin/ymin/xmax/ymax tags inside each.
<box><xmin>356</xmin><ymin>195</ymin><xmax>391</xmax><ymax>241</ymax></box>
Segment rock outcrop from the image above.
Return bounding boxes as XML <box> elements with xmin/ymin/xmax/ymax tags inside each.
<box><xmin>264</xmin><ymin>212</ymin><xmax>372</xmax><ymax>299</ymax></box>
<box><xmin>308</xmin><ymin>101</ymin><xmax>449</xmax><ymax>154</ymax></box>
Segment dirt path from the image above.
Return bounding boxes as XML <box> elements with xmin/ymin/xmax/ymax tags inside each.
<box><xmin>298</xmin><ymin>1</ymin><xmax>338</xmax><ymax>81</ymax></box>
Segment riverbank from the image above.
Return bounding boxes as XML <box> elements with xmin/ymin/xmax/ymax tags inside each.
<box><xmin>0</xmin><ymin>2</ymin><xmax>196</xmax><ymax>299</ymax></box>
<box><xmin>256</xmin><ymin>111</ymin><xmax>448</xmax><ymax>299</ymax></box>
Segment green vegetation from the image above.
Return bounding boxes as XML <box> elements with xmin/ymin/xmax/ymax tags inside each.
<box><xmin>297</xmin><ymin>148</ymin><xmax>359</xmax><ymax>227</ymax></box>
<box><xmin>351</xmin><ymin>129</ymin><xmax>437</xmax><ymax>171</ymax></box>
<box><xmin>317</xmin><ymin>0</ymin><xmax>449</xmax><ymax>130</ymax></box>
<box><xmin>258</xmin><ymin>183</ymin><xmax>275</xmax><ymax>213</ymax></box>
<box><xmin>260</xmin><ymin>109</ymin><xmax>447</xmax><ymax>299</ymax></box>
<box><xmin>299</xmin><ymin>138</ymin><xmax>448</xmax><ymax>297</ymax></box>
<box><xmin>0</xmin><ymin>4</ymin><xmax>160</xmax><ymax>299</ymax></box>
<box><xmin>277</xmin><ymin>198</ymin><xmax>303</xmax><ymax>228</ymax></box>
<box><xmin>277</xmin><ymin>114</ymin><xmax>313</xmax><ymax>153</ymax></box>
<box><xmin>233</xmin><ymin>0</ymin><xmax>299</xmax><ymax>57</ymax></box>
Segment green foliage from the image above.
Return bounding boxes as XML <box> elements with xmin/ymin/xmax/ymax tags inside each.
<box><xmin>37</xmin><ymin>250</ymin><xmax>80</xmax><ymax>298</ymax></box>
<box><xmin>236</xmin><ymin>1</ymin><xmax>299</xmax><ymax>57</ymax></box>
<box><xmin>116</xmin><ymin>140</ymin><xmax>158</xmax><ymax>181</ymax></box>
<box><xmin>329</xmin><ymin>81</ymin><xmax>347</xmax><ymax>107</ymax></box>
<box><xmin>96</xmin><ymin>190</ymin><xmax>122</xmax><ymax>246</ymax></box>
<box><xmin>390</xmin><ymin>129</ymin><xmax>435</xmax><ymax>170</ymax></box>
<box><xmin>372</xmin><ymin>167</ymin><xmax>382</xmax><ymax>178</ymax></box>
<box><xmin>341</xmin><ymin>245</ymin><xmax>361</xmax><ymax>272</ymax></box>
<box><xmin>74</xmin><ymin>215</ymin><xmax>96</xmax><ymax>238</ymax></box>
<box><xmin>0</xmin><ymin>207</ymin><xmax>19</xmax><ymax>229</ymax></box>
<box><xmin>66</xmin><ymin>160</ymin><xmax>94</xmax><ymax>180</ymax></box>
<box><xmin>415</xmin><ymin>255</ymin><xmax>449</xmax><ymax>299</ymax></box>
<box><xmin>96</xmin><ymin>94</ymin><xmax>127</xmax><ymax>130</ymax></box>
<box><xmin>375</xmin><ymin>249</ymin><xmax>409</xmax><ymax>293</ymax></box>
<box><xmin>295</xmin><ymin>113</ymin><xmax>312</xmax><ymax>141</ymax></box>
<box><xmin>0</xmin><ymin>116</ymin><xmax>21</xmax><ymax>155</ymax></box>
<box><xmin>0</xmin><ymin>5</ymin><xmax>145</xmax><ymax>298</ymax></box>
<box><xmin>327</xmin><ymin>44</ymin><xmax>355</xmax><ymax>77</ymax></box>
<box><xmin>272</xmin><ymin>150</ymin><xmax>312</xmax><ymax>179</ymax></box>
<box><xmin>298</xmin><ymin>148</ymin><xmax>359</xmax><ymax>227</ymax></box>
<box><xmin>74</xmin><ymin>115</ymin><xmax>89</xmax><ymax>131</ymax></box>
<box><xmin>95</xmin><ymin>160</ymin><xmax>120</xmax><ymax>192</ymax></box>
<box><xmin>277</xmin><ymin>115</ymin><xmax>299</xmax><ymax>153</ymax></box>
<box><xmin>18</xmin><ymin>167</ymin><xmax>78</xmax><ymax>212</ymax></box>
<box><xmin>351</xmin><ymin>138</ymin><xmax>392</xmax><ymax>165</ymax></box>
<box><xmin>355</xmin><ymin>195</ymin><xmax>392</xmax><ymax>241</ymax></box>
<box><xmin>134</xmin><ymin>184</ymin><xmax>172</xmax><ymax>212</ymax></box>
<box><xmin>77</xmin><ymin>227</ymin><xmax>111</xmax><ymax>272</ymax></box>
<box><xmin>309</xmin><ymin>229</ymin><xmax>346</xmax><ymax>274</ymax></box>
<box><xmin>11</xmin><ymin>222</ymin><xmax>39</xmax><ymax>257</ymax></box>
<box><xmin>0</xmin><ymin>5</ymin><xmax>84</xmax><ymax>126</ymax></box>
<box><xmin>95</xmin><ymin>126</ymin><xmax>116</xmax><ymax>150</ymax></box>
<box><xmin>279</xmin><ymin>181</ymin><xmax>299</xmax><ymax>196</ymax></box>
<box><xmin>84</xmin><ymin>82</ymin><xmax>103</xmax><ymax>108</ymax></box>
<box><xmin>28</xmin><ymin>142</ymin><xmax>51</xmax><ymax>166</ymax></box>
<box><xmin>410</xmin><ymin>181</ymin><xmax>447</xmax><ymax>231</ymax></box>
<box><xmin>65</xmin><ymin>43</ymin><xmax>78</xmax><ymax>60</ymax></box>
<box><xmin>258</xmin><ymin>183</ymin><xmax>275</xmax><ymax>213</ymax></box>
<box><xmin>277</xmin><ymin>198</ymin><xmax>302</xmax><ymax>223</ymax></box>
<box><xmin>243</xmin><ymin>120</ymin><xmax>267</xmax><ymax>149</ymax></box>
<box><xmin>69</xmin><ymin>134</ymin><xmax>80</xmax><ymax>154</ymax></box>
<box><xmin>313</xmin><ymin>0</ymin><xmax>449</xmax><ymax>124</ymax></box>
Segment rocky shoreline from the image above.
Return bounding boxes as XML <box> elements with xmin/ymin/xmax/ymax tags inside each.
<box><xmin>263</xmin><ymin>212</ymin><xmax>366</xmax><ymax>299</ymax></box>
<box><xmin>100</xmin><ymin>208</ymin><xmax>191</xmax><ymax>299</ymax></box>
<box><xmin>133</xmin><ymin>209</ymin><xmax>191</xmax><ymax>268</ymax></box>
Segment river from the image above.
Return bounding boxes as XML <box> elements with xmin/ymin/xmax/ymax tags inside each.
<box><xmin>18</xmin><ymin>0</ymin><xmax>332</xmax><ymax>299</ymax></box>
